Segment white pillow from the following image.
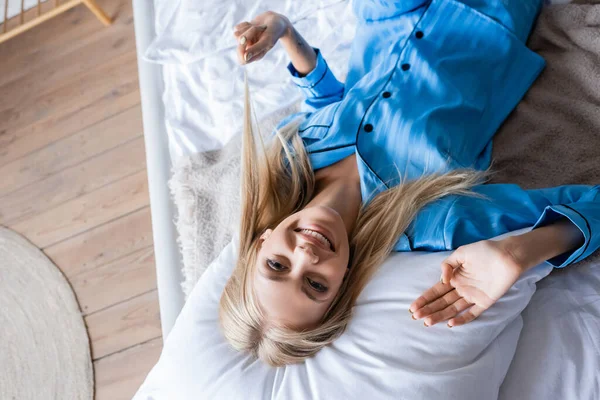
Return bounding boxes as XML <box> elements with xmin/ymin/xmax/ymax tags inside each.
<box><xmin>134</xmin><ymin>228</ymin><xmax>553</xmax><ymax>400</ymax></box>
<box><xmin>146</xmin><ymin>0</ymin><xmax>348</xmax><ymax>65</ymax></box>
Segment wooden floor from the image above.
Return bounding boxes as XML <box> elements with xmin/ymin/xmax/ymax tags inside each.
<box><xmin>0</xmin><ymin>1</ymin><xmax>162</xmax><ymax>398</ymax></box>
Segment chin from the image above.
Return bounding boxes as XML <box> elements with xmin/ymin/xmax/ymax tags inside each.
<box><xmin>302</xmin><ymin>206</ymin><xmax>344</xmax><ymax>231</ymax></box>
<box><xmin>314</xmin><ymin>205</ymin><xmax>342</xmax><ymax>219</ymax></box>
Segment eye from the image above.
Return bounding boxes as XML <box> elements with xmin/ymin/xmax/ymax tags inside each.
<box><xmin>267</xmin><ymin>258</ymin><xmax>287</xmax><ymax>271</ymax></box>
<box><xmin>307</xmin><ymin>278</ymin><xmax>328</xmax><ymax>293</ymax></box>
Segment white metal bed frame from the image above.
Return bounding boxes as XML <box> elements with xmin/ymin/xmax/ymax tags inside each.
<box><xmin>132</xmin><ymin>0</ymin><xmax>184</xmax><ymax>338</ymax></box>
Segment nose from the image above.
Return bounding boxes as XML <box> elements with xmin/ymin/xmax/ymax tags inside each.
<box><xmin>296</xmin><ymin>243</ymin><xmax>319</xmax><ymax>264</ymax></box>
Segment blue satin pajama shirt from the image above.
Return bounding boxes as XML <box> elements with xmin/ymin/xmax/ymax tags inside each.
<box><xmin>273</xmin><ymin>0</ymin><xmax>600</xmax><ymax>268</ymax></box>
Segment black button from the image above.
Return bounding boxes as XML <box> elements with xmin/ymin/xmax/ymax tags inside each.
<box><xmin>401</xmin><ymin>63</ymin><xmax>410</xmax><ymax>71</ymax></box>
<box><xmin>382</xmin><ymin>91</ymin><xmax>391</xmax><ymax>98</ymax></box>
<box><xmin>364</xmin><ymin>123</ymin><xmax>373</xmax><ymax>132</ymax></box>
<box><xmin>415</xmin><ymin>31</ymin><xmax>424</xmax><ymax>39</ymax></box>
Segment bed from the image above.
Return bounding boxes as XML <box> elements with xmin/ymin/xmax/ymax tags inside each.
<box><xmin>131</xmin><ymin>0</ymin><xmax>600</xmax><ymax>398</ymax></box>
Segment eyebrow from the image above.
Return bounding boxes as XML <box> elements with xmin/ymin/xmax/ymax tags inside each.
<box><xmin>260</xmin><ymin>270</ymin><xmax>327</xmax><ymax>304</ymax></box>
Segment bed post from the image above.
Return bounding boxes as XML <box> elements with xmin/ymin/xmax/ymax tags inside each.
<box><xmin>132</xmin><ymin>0</ymin><xmax>186</xmax><ymax>338</ymax></box>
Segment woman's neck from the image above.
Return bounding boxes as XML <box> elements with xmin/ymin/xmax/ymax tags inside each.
<box><xmin>306</xmin><ymin>154</ymin><xmax>362</xmax><ymax>235</ymax></box>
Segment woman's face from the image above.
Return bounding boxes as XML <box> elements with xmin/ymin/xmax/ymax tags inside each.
<box><xmin>254</xmin><ymin>205</ymin><xmax>351</xmax><ymax>330</ymax></box>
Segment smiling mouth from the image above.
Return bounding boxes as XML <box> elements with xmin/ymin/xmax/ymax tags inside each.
<box><xmin>295</xmin><ymin>228</ymin><xmax>334</xmax><ymax>252</ymax></box>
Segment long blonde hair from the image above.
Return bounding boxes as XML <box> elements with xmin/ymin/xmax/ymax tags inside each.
<box><xmin>219</xmin><ymin>74</ymin><xmax>484</xmax><ymax>367</ymax></box>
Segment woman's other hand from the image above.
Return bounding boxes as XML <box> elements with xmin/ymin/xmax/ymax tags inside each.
<box><xmin>409</xmin><ymin>240</ymin><xmax>523</xmax><ymax>328</ymax></box>
<box><xmin>233</xmin><ymin>11</ymin><xmax>291</xmax><ymax>64</ymax></box>
<box><xmin>409</xmin><ymin>218</ymin><xmax>583</xmax><ymax>328</ymax></box>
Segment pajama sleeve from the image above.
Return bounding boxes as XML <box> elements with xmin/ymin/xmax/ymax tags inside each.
<box><xmin>407</xmin><ymin>184</ymin><xmax>600</xmax><ymax>268</ymax></box>
<box><xmin>287</xmin><ymin>47</ymin><xmax>345</xmax><ymax>113</ymax></box>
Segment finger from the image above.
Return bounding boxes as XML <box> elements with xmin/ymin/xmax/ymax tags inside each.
<box><xmin>235</xmin><ymin>33</ymin><xmax>266</xmax><ymax>64</ymax></box>
<box><xmin>237</xmin><ymin>24</ymin><xmax>267</xmax><ymax>48</ymax></box>
<box><xmin>412</xmin><ymin>289</ymin><xmax>460</xmax><ymax>320</ymax></box>
<box><xmin>447</xmin><ymin>304</ymin><xmax>487</xmax><ymax>328</ymax></box>
<box><xmin>409</xmin><ymin>281</ymin><xmax>453</xmax><ymax>314</ymax></box>
<box><xmin>236</xmin><ymin>43</ymin><xmax>247</xmax><ymax>64</ymax></box>
<box><xmin>239</xmin><ymin>46</ymin><xmax>267</xmax><ymax>64</ymax></box>
<box><xmin>245</xmin><ymin>48</ymin><xmax>268</xmax><ymax>63</ymax></box>
<box><xmin>440</xmin><ymin>262</ymin><xmax>454</xmax><ymax>285</ymax></box>
<box><xmin>233</xmin><ymin>22</ymin><xmax>251</xmax><ymax>37</ymax></box>
<box><xmin>244</xmin><ymin>39</ymin><xmax>273</xmax><ymax>62</ymax></box>
<box><xmin>440</xmin><ymin>248</ymin><xmax>464</xmax><ymax>284</ymax></box>
<box><xmin>424</xmin><ymin>298</ymin><xmax>473</xmax><ymax>326</ymax></box>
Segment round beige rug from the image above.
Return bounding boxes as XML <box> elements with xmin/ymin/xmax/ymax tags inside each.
<box><xmin>0</xmin><ymin>227</ymin><xmax>93</xmax><ymax>399</ymax></box>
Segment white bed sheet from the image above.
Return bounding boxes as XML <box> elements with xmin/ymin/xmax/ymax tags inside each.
<box><xmin>143</xmin><ymin>0</ymin><xmax>599</xmax><ymax>397</ymax></box>
<box><xmin>499</xmin><ymin>258</ymin><xmax>600</xmax><ymax>399</ymax></box>
<box><xmin>147</xmin><ymin>0</ymin><xmax>356</xmax><ymax>162</ymax></box>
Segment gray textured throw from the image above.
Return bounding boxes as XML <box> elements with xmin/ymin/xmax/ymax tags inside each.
<box><xmin>170</xmin><ymin>104</ymin><xmax>299</xmax><ymax>296</ymax></box>
<box><xmin>490</xmin><ymin>1</ymin><xmax>600</xmax><ymax>188</ymax></box>
<box><xmin>170</xmin><ymin>2</ymin><xmax>600</xmax><ymax>298</ymax></box>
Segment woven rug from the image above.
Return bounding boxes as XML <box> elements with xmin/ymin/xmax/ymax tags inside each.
<box><xmin>0</xmin><ymin>227</ymin><xmax>93</xmax><ymax>400</ymax></box>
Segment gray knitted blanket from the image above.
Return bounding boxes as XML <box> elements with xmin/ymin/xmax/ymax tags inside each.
<box><xmin>170</xmin><ymin>2</ymin><xmax>600</xmax><ymax>298</ymax></box>
<box><xmin>169</xmin><ymin>104</ymin><xmax>298</xmax><ymax>296</ymax></box>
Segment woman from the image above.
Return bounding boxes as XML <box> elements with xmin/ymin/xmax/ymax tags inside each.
<box><xmin>220</xmin><ymin>0</ymin><xmax>600</xmax><ymax>367</ymax></box>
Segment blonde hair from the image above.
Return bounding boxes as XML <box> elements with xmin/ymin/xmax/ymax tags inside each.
<box><xmin>219</xmin><ymin>74</ymin><xmax>485</xmax><ymax>367</ymax></box>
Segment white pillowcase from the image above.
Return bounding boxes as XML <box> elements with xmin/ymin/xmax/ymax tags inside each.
<box><xmin>146</xmin><ymin>0</ymin><xmax>348</xmax><ymax>65</ymax></box>
<box><xmin>134</xmin><ymin>228</ymin><xmax>553</xmax><ymax>400</ymax></box>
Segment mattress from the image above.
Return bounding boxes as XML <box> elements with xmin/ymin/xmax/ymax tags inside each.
<box><xmin>132</xmin><ymin>0</ymin><xmax>599</xmax><ymax>398</ymax></box>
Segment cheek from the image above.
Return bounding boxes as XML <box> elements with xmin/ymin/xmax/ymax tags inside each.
<box><xmin>329</xmin><ymin>259</ymin><xmax>349</xmax><ymax>286</ymax></box>
<box><xmin>281</xmin><ymin>211</ymin><xmax>302</xmax><ymax>228</ymax></box>
<box><xmin>263</xmin><ymin>228</ymin><xmax>287</xmax><ymax>250</ymax></box>
<box><xmin>341</xmin><ymin>240</ymin><xmax>351</xmax><ymax>265</ymax></box>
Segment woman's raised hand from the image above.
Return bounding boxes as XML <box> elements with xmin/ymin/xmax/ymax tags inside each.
<box><xmin>409</xmin><ymin>239</ymin><xmax>523</xmax><ymax>328</ymax></box>
<box><xmin>234</xmin><ymin>11</ymin><xmax>291</xmax><ymax>65</ymax></box>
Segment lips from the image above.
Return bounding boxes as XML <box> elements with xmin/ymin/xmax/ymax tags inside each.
<box><xmin>295</xmin><ymin>225</ymin><xmax>335</xmax><ymax>252</ymax></box>
<box><xmin>305</xmin><ymin>225</ymin><xmax>335</xmax><ymax>250</ymax></box>
<box><xmin>298</xmin><ymin>231</ymin><xmax>331</xmax><ymax>252</ymax></box>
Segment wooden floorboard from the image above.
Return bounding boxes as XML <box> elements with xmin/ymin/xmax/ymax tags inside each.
<box><xmin>12</xmin><ymin>169</ymin><xmax>149</xmax><ymax>248</ymax></box>
<box><xmin>73</xmin><ymin>246</ymin><xmax>156</xmax><ymax>316</ymax></box>
<box><xmin>0</xmin><ymin>50</ymin><xmax>140</xmax><ymax>164</ymax></box>
<box><xmin>0</xmin><ymin>84</ymin><xmax>140</xmax><ymax>167</ymax></box>
<box><xmin>94</xmin><ymin>337</ymin><xmax>163</xmax><ymax>400</ymax></box>
<box><xmin>0</xmin><ymin>40</ymin><xmax>138</xmax><ymax>129</ymax></box>
<box><xmin>86</xmin><ymin>290</ymin><xmax>162</xmax><ymax>360</ymax></box>
<box><xmin>0</xmin><ymin>104</ymin><xmax>142</xmax><ymax>197</ymax></box>
<box><xmin>0</xmin><ymin>136</ymin><xmax>146</xmax><ymax>225</ymax></box>
<box><xmin>0</xmin><ymin>49</ymin><xmax>138</xmax><ymax>134</ymax></box>
<box><xmin>44</xmin><ymin>206</ymin><xmax>154</xmax><ymax>275</ymax></box>
<box><xmin>0</xmin><ymin>1</ymin><xmax>163</xmax><ymax>397</ymax></box>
